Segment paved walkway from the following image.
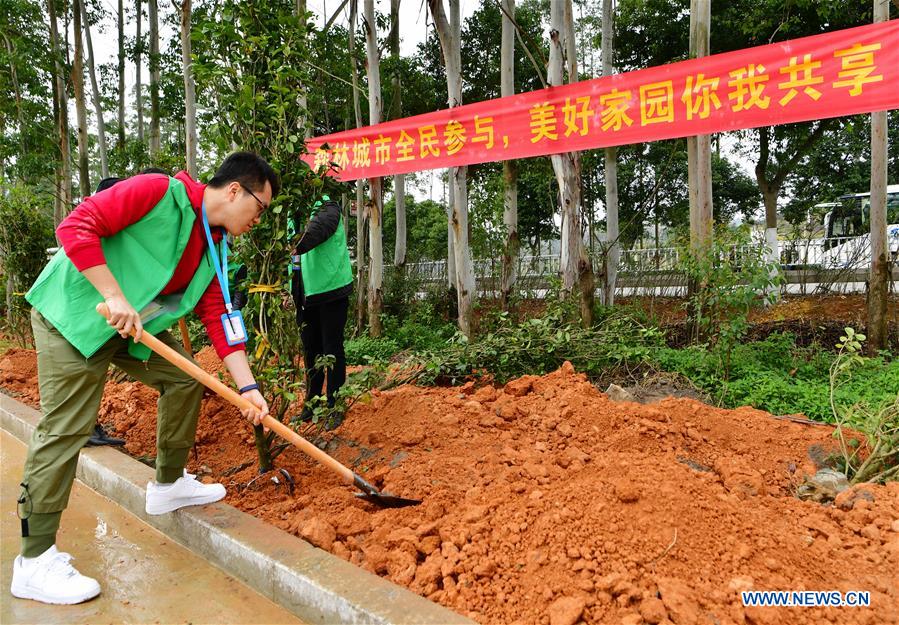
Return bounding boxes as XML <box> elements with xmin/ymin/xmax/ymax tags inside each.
<box><xmin>1</xmin><ymin>429</ymin><xmax>304</xmax><ymax>625</ymax></box>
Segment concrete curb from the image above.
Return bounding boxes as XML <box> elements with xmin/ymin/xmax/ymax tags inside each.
<box><xmin>1</xmin><ymin>392</ymin><xmax>475</xmax><ymax>625</ymax></box>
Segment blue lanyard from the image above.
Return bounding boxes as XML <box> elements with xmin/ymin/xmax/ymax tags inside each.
<box><xmin>200</xmin><ymin>201</ymin><xmax>232</xmax><ymax>312</ymax></box>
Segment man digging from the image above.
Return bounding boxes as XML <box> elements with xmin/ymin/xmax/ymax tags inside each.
<box><xmin>11</xmin><ymin>152</ymin><xmax>277</xmax><ymax>605</ymax></box>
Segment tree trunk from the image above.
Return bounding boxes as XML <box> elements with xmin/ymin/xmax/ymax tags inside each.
<box><xmin>148</xmin><ymin>0</ymin><xmax>160</xmax><ymax>157</ymax></box>
<box><xmin>82</xmin><ymin>0</ymin><xmax>109</xmax><ymax>178</ymax></box>
<box><xmin>293</xmin><ymin>0</ymin><xmax>310</xmax><ymax>138</ymax></box>
<box><xmin>867</xmin><ymin>0</ymin><xmax>889</xmax><ymax>353</ymax></box>
<box><xmin>363</xmin><ymin>0</ymin><xmax>383</xmax><ymax>337</ymax></box>
<box><xmin>349</xmin><ymin>0</ymin><xmax>367</xmax><ymax>333</ymax></box>
<box><xmin>447</xmin><ymin>179</ymin><xmax>456</xmax><ymax>289</ymax></box>
<box><xmin>549</xmin><ymin>0</ymin><xmax>593</xmax><ymax>326</ymax></box>
<box><xmin>601</xmin><ymin>0</ymin><xmax>618</xmax><ymax>306</ymax></box>
<box><xmin>72</xmin><ymin>0</ymin><xmax>91</xmax><ymax>197</ymax></box>
<box><xmin>755</xmin><ymin>126</ymin><xmax>781</xmax><ymax>282</ymax></box>
<box><xmin>2</xmin><ymin>34</ymin><xmax>26</xmax><ymax>160</ymax></box>
<box><xmin>390</xmin><ymin>0</ymin><xmax>407</xmax><ymax>269</ymax></box>
<box><xmin>135</xmin><ymin>0</ymin><xmax>144</xmax><ymax>142</ymax></box>
<box><xmin>687</xmin><ymin>0</ymin><xmax>713</xmax><ymax>260</ymax></box>
<box><xmin>500</xmin><ymin>0</ymin><xmax>519</xmax><ymax>309</ymax></box>
<box><xmin>428</xmin><ymin>0</ymin><xmax>475</xmax><ymax>337</ymax></box>
<box><xmin>48</xmin><ymin>0</ymin><xmax>72</xmax><ymax>225</ymax></box>
<box><xmin>178</xmin><ymin>0</ymin><xmax>197</xmax><ymax>177</ymax></box>
<box><xmin>117</xmin><ymin>0</ymin><xmax>126</xmax><ymax>150</ymax></box>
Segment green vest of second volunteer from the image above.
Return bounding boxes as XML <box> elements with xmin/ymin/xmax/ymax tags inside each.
<box><xmin>26</xmin><ymin>177</ymin><xmax>218</xmax><ymax>361</ymax></box>
<box><xmin>300</xmin><ymin>200</ymin><xmax>353</xmax><ymax>298</ymax></box>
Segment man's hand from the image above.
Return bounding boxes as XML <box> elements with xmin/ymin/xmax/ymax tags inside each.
<box><xmin>104</xmin><ymin>294</ymin><xmax>143</xmax><ymax>341</ymax></box>
<box><xmin>240</xmin><ymin>388</ymin><xmax>270</xmax><ymax>427</ymax></box>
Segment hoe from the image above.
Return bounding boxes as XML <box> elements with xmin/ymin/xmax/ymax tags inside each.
<box><xmin>97</xmin><ymin>303</ymin><xmax>421</xmax><ymax>508</ymax></box>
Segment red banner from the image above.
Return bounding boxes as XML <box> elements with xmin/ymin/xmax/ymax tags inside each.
<box><xmin>302</xmin><ymin>21</ymin><xmax>899</xmax><ymax>181</ymax></box>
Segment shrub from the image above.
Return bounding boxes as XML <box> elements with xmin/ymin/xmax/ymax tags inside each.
<box><xmin>830</xmin><ymin>328</ymin><xmax>899</xmax><ymax>484</ymax></box>
<box><xmin>0</xmin><ymin>185</ymin><xmax>55</xmax><ymax>346</ymax></box>
<box><xmin>677</xmin><ymin>225</ymin><xmax>782</xmax><ymax>378</ymax></box>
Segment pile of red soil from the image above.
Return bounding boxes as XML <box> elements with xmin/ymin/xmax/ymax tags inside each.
<box><xmin>2</xmin><ymin>347</ymin><xmax>897</xmax><ymax>625</ymax></box>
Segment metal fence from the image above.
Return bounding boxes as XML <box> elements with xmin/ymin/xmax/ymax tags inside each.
<box><xmin>396</xmin><ymin>236</ymin><xmax>896</xmax><ymax>298</ymax></box>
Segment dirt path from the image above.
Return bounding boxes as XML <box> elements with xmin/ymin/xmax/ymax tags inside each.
<box><xmin>2</xmin><ymin>347</ymin><xmax>897</xmax><ymax>625</ymax></box>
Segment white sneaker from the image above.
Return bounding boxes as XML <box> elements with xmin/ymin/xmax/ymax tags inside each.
<box><xmin>10</xmin><ymin>545</ymin><xmax>101</xmax><ymax>605</ymax></box>
<box><xmin>145</xmin><ymin>470</ymin><xmax>226</xmax><ymax>515</ymax></box>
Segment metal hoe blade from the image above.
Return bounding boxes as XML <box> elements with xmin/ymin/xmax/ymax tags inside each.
<box><xmin>353</xmin><ymin>474</ymin><xmax>421</xmax><ymax>508</ymax></box>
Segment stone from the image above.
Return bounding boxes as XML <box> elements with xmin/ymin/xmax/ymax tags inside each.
<box><xmin>796</xmin><ymin>468</ymin><xmax>850</xmax><ymax>504</ymax></box>
<box><xmin>399</xmin><ymin>426</ymin><xmax>426</xmax><ymax>446</ymax></box>
<box><xmin>640</xmin><ymin>597</ymin><xmax>668</xmax><ymax>624</ymax></box>
<box><xmin>332</xmin><ymin>507</ymin><xmax>371</xmax><ymax>538</ymax></box>
<box><xmin>613</xmin><ymin>480</ymin><xmax>641</xmax><ymax>504</ymax></box>
<box><xmin>464</xmin><ymin>400</ymin><xmax>484</xmax><ymax>414</ymax></box>
<box><xmin>473</xmin><ymin>385</ymin><xmax>498</xmax><ymax>403</ymax></box>
<box><xmin>496</xmin><ymin>403</ymin><xmax>521</xmax><ymax>421</ymax></box>
<box><xmin>657</xmin><ymin>577</ymin><xmax>700</xmax><ymax>625</ymax></box>
<box><xmin>413</xmin><ymin>553</ymin><xmax>444</xmax><ymax>588</ymax></box>
<box><xmin>505</xmin><ymin>377</ymin><xmax>535</xmax><ymax>397</ymax></box>
<box><xmin>606</xmin><ymin>383</ymin><xmax>636</xmax><ymax>403</ymax></box>
<box><xmin>548</xmin><ymin>595</ymin><xmax>586</xmax><ymax>625</ymax></box>
<box><xmin>860</xmin><ymin>524</ymin><xmax>881</xmax><ymax>542</ymax></box>
<box><xmin>387</xmin><ymin>526</ymin><xmax>419</xmax><ymax>547</ymax></box>
<box><xmin>300</xmin><ymin>517</ymin><xmax>336</xmax><ymax>551</ymax></box>
<box><xmin>834</xmin><ymin>485</ymin><xmax>876</xmax><ymax>510</ymax></box>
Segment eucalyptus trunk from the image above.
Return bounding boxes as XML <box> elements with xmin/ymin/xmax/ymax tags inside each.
<box><xmin>500</xmin><ymin>0</ymin><xmax>519</xmax><ymax>309</ymax></box>
<box><xmin>48</xmin><ymin>0</ymin><xmax>72</xmax><ymax>225</ymax></box>
<box><xmin>349</xmin><ymin>0</ymin><xmax>367</xmax><ymax>333</ymax></box>
<box><xmin>549</xmin><ymin>0</ymin><xmax>592</xmax><ymax>326</ymax></box>
<box><xmin>178</xmin><ymin>0</ymin><xmax>197</xmax><ymax>176</ymax></box>
<box><xmin>601</xmin><ymin>0</ymin><xmax>618</xmax><ymax>306</ymax></box>
<box><xmin>148</xmin><ymin>0</ymin><xmax>160</xmax><ymax>157</ymax></box>
<box><xmin>687</xmin><ymin>0</ymin><xmax>713</xmax><ymax>256</ymax></box>
<box><xmin>117</xmin><ymin>0</ymin><xmax>126</xmax><ymax>150</ymax></box>
<box><xmin>363</xmin><ymin>0</ymin><xmax>383</xmax><ymax>337</ymax></box>
<box><xmin>390</xmin><ymin>0</ymin><xmax>406</xmax><ymax>270</ymax></box>
<box><xmin>82</xmin><ymin>0</ymin><xmax>109</xmax><ymax>178</ymax></box>
<box><xmin>135</xmin><ymin>0</ymin><xmax>144</xmax><ymax>141</ymax></box>
<box><xmin>868</xmin><ymin>0</ymin><xmax>889</xmax><ymax>357</ymax></box>
<box><xmin>428</xmin><ymin>0</ymin><xmax>475</xmax><ymax>337</ymax></box>
<box><xmin>72</xmin><ymin>0</ymin><xmax>91</xmax><ymax>196</ymax></box>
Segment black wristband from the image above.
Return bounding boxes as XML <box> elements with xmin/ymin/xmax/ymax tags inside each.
<box><xmin>238</xmin><ymin>383</ymin><xmax>259</xmax><ymax>394</ymax></box>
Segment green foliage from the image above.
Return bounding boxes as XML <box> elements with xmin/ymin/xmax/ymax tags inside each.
<box><xmin>106</xmin><ymin>138</ymin><xmax>184</xmax><ymax>178</ymax></box>
<box><xmin>345</xmin><ymin>335</ymin><xmax>400</xmax><ymax>364</ymax></box>
<box><xmin>653</xmin><ymin>332</ymin><xmax>899</xmax><ymax>422</ymax></box>
<box><xmin>0</xmin><ymin>185</ymin><xmax>55</xmax><ymax>345</ymax></box>
<box><xmin>381</xmin><ymin>195</ymin><xmax>449</xmax><ymax>262</ymax></box>
<box><xmin>345</xmin><ymin>301</ymin><xmax>456</xmax><ymax>365</ymax></box>
<box><xmin>0</xmin><ymin>0</ymin><xmax>56</xmax><ymax>185</ymax></box>
<box><xmin>417</xmin><ymin>308</ymin><xmax>664</xmax><ymax>385</ymax></box>
<box><xmin>302</xmin><ymin>357</ymin><xmax>389</xmax><ymax>430</ymax></box>
<box><xmin>829</xmin><ymin>328</ymin><xmax>898</xmax><ymax>484</ymax></box>
<box><xmin>678</xmin><ymin>226</ymin><xmax>782</xmax><ymax>377</ymax></box>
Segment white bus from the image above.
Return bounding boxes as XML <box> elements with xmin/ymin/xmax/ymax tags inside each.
<box><xmin>818</xmin><ymin>184</ymin><xmax>899</xmax><ymax>269</ymax></box>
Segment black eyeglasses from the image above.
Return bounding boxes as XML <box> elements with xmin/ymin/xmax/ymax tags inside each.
<box><xmin>240</xmin><ymin>184</ymin><xmax>269</xmax><ymax>214</ymax></box>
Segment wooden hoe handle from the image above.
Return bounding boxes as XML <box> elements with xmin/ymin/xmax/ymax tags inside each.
<box><xmin>96</xmin><ymin>303</ymin><xmax>355</xmax><ymax>484</ymax></box>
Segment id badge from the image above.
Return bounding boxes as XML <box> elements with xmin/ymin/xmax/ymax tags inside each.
<box><xmin>221</xmin><ymin>310</ymin><xmax>248</xmax><ymax>346</ymax></box>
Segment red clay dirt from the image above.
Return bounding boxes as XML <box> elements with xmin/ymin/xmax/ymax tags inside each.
<box><xmin>2</xmin><ymin>347</ymin><xmax>897</xmax><ymax>625</ymax></box>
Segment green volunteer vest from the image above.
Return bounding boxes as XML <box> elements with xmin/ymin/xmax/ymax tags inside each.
<box><xmin>300</xmin><ymin>212</ymin><xmax>353</xmax><ymax>298</ymax></box>
<box><xmin>26</xmin><ymin>177</ymin><xmax>219</xmax><ymax>361</ymax></box>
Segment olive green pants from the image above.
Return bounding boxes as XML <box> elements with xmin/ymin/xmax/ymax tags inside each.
<box><xmin>18</xmin><ymin>308</ymin><xmax>204</xmax><ymax>556</ymax></box>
